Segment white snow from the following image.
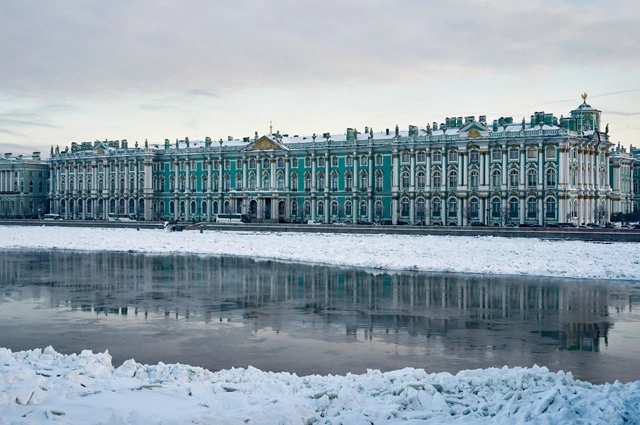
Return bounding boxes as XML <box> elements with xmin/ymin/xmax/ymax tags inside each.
<box><xmin>1</xmin><ymin>225</ymin><xmax>640</xmax><ymax>424</ymax></box>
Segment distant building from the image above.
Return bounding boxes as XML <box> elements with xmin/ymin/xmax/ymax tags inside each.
<box><xmin>47</xmin><ymin>95</ymin><xmax>632</xmax><ymax>225</ymax></box>
<box><xmin>0</xmin><ymin>151</ymin><xmax>49</xmax><ymax>218</ymax></box>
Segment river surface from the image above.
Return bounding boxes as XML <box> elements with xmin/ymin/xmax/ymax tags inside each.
<box><xmin>1</xmin><ymin>249</ymin><xmax>639</xmax><ymax>384</ymax></box>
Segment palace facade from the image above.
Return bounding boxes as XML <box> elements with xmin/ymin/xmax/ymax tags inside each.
<box><xmin>0</xmin><ymin>151</ymin><xmax>49</xmax><ymax>218</ymax></box>
<box><xmin>45</xmin><ymin>96</ymin><xmax>637</xmax><ymax>225</ymax></box>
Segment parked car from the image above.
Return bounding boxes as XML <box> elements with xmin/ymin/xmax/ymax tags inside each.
<box><xmin>305</xmin><ymin>219</ymin><xmax>322</xmax><ymax>225</ymax></box>
<box><xmin>470</xmin><ymin>222</ymin><xmax>487</xmax><ymax>227</ymax></box>
<box><xmin>357</xmin><ymin>220</ymin><xmax>376</xmax><ymax>225</ymax></box>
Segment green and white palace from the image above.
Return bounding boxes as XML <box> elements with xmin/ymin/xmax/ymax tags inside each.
<box><xmin>46</xmin><ymin>95</ymin><xmax>638</xmax><ymax>226</ymax></box>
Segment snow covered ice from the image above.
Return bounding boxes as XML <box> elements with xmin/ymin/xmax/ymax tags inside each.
<box><xmin>1</xmin><ymin>225</ymin><xmax>640</xmax><ymax>424</ymax></box>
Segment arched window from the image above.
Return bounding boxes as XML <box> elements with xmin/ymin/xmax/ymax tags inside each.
<box><xmin>432</xmin><ymin>198</ymin><xmax>441</xmax><ymax>217</ymax></box>
<box><xmin>303</xmin><ymin>200</ymin><xmax>311</xmax><ymax>217</ymax></box>
<box><xmin>201</xmin><ymin>175</ymin><xmax>208</xmax><ymax>192</ymax></box>
<box><xmin>201</xmin><ymin>201</ymin><xmax>208</xmax><ymax>217</ymax></box>
<box><xmin>262</xmin><ymin>173</ymin><xmax>270</xmax><ymax>190</ymax></box>
<box><xmin>546</xmin><ymin>168</ymin><xmax>557</xmax><ymax>187</ymax></box>
<box><xmin>491</xmin><ymin>169</ymin><xmax>501</xmax><ymax>188</ymax></box>
<box><xmin>291</xmin><ymin>200</ymin><xmax>298</xmax><ymax>218</ymax></box>
<box><xmin>291</xmin><ymin>172</ymin><xmax>298</xmax><ymax>192</ymax></box>
<box><xmin>416</xmin><ymin>171</ymin><xmax>425</xmax><ymax>189</ymax></box>
<box><xmin>277</xmin><ymin>157</ymin><xmax>285</xmax><ymax>168</ymax></box>
<box><xmin>317</xmin><ymin>200</ymin><xmax>324</xmax><ymax>216</ymax></box>
<box><xmin>345</xmin><ymin>200</ymin><xmax>352</xmax><ymax>217</ymax></box>
<box><xmin>375</xmin><ymin>200</ymin><xmax>384</xmax><ymax>219</ymax></box>
<box><xmin>401</xmin><ymin>197</ymin><xmax>410</xmax><ymax>216</ymax></box>
<box><xmin>359</xmin><ymin>200</ymin><xmax>367</xmax><ymax>216</ymax></box>
<box><xmin>432</xmin><ymin>170</ymin><xmax>441</xmax><ymax>189</ymax></box>
<box><xmin>545</xmin><ymin>197</ymin><xmax>556</xmax><ymax>219</ymax></box>
<box><xmin>190</xmin><ymin>201</ymin><xmax>196</xmax><ymax>215</ymax></box>
<box><xmin>277</xmin><ymin>172</ymin><xmax>285</xmax><ymax>190</ymax></box>
<box><xmin>448</xmin><ymin>198</ymin><xmax>457</xmax><ymax>217</ymax></box>
<box><xmin>318</xmin><ymin>156</ymin><xmax>325</xmax><ymax>167</ymax></box>
<box><xmin>376</xmin><ymin>153</ymin><xmax>384</xmax><ymax>165</ymax></box>
<box><xmin>317</xmin><ymin>172</ymin><xmax>325</xmax><ymax>191</ymax></box>
<box><xmin>331</xmin><ymin>155</ymin><xmax>338</xmax><ymax>167</ymax></box>
<box><xmin>304</xmin><ymin>173</ymin><xmax>311</xmax><ymax>191</ymax></box>
<box><xmin>432</xmin><ymin>150</ymin><xmax>442</xmax><ymax>163</ymax></box>
<box><xmin>401</xmin><ymin>151</ymin><xmax>410</xmax><ymax>163</ymax></box>
<box><xmin>345</xmin><ymin>172</ymin><xmax>353</xmax><ymax>191</ymax></box>
<box><xmin>330</xmin><ymin>172</ymin><xmax>338</xmax><ymax>191</ymax></box>
<box><xmin>527</xmin><ymin>197</ymin><xmax>537</xmax><ymax>218</ymax></box>
<box><xmin>469</xmin><ymin>169</ymin><xmax>479</xmax><ymax>189</ymax></box>
<box><xmin>527</xmin><ymin>169</ymin><xmax>537</xmax><ymax>188</ymax></box>
<box><xmin>249</xmin><ymin>158</ymin><xmax>256</xmax><ymax>169</ymax></box>
<box><xmin>331</xmin><ymin>200</ymin><xmax>338</xmax><ymax>216</ymax></box>
<box><xmin>509</xmin><ymin>197</ymin><xmax>519</xmax><ymax>219</ymax></box>
<box><xmin>401</xmin><ymin>171</ymin><xmax>410</xmax><ymax>190</ymax></box>
<box><xmin>509</xmin><ymin>169</ymin><xmax>519</xmax><ymax>187</ymax></box>
<box><xmin>448</xmin><ymin>170</ymin><xmax>458</xmax><ymax>189</ymax></box>
<box><xmin>491</xmin><ymin>198</ymin><xmax>501</xmax><ymax>218</ymax></box>
<box><xmin>248</xmin><ymin>173</ymin><xmax>256</xmax><ymax>191</ymax></box>
<box><xmin>359</xmin><ymin>172</ymin><xmax>367</xmax><ymax>191</ymax></box>
<box><xmin>545</xmin><ymin>145</ymin><xmax>556</xmax><ymax>160</ymax></box>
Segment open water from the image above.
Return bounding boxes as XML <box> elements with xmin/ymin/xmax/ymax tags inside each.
<box><xmin>1</xmin><ymin>249</ymin><xmax>639</xmax><ymax>384</ymax></box>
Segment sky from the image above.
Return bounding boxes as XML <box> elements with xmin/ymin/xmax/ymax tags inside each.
<box><xmin>1</xmin><ymin>0</ymin><xmax>639</xmax><ymax>158</ymax></box>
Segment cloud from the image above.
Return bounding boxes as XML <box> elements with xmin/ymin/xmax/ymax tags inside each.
<box><xmin>1</xmin><ymin>0</ymin><xmax>637</xmax><ymax>99</ymax></box>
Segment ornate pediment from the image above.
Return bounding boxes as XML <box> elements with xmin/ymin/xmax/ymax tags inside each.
<box><xmin>244</xmin><ymin>135</ymin><xmax>288</xmax><ymax>151</ymax></box>
<box><xmin>93</xmin><ymin>143</ymin><xmax>109</xmax><ymax>155</ymax></box>
<box><xmin>459</xmin><ymin>121</ymin><xmax>490</xmax><ymax>138</ymax></box>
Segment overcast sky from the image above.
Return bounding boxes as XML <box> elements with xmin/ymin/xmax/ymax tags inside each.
<box><xmin>1</xmin><ymin>0</ymin><xmax>639</xmax><ymax>158</ymax></box>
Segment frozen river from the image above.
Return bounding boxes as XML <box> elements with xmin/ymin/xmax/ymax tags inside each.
<box><xmin>1</xmin><ymin>249</ymin><xmax>639</xmax><ymax>385</ymax></box>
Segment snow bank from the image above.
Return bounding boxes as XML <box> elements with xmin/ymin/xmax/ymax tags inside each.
<box><xmin>1</xmin><ymin>225</ymin><xmax>639</xmax><ymax>280</ymax></box>
<box><xmin>1</xmin><ymin>346</ymin><xmax>638</xmax><ymax>425</ymax></box>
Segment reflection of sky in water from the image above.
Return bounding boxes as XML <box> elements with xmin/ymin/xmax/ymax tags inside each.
<box><xmin>1</xmin><ymin>249</ymin><xmax>640</xmax><ymax>384</ymax></box>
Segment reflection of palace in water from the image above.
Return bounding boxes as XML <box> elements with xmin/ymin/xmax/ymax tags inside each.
<box><xmin>1</xmin><ymin>250</ymin><xmax>627</xmax><ymax>352</ymax></box>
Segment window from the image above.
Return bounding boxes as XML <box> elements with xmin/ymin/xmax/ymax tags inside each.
<box><xmin>448</xmin><ymin>198</ymin><xmax>457</xmax><ymax>217</ymax></box>
<box><xmin>318</xmin><ymin>156</ymin><xmax>325</xmax><ymax>167</ymax></box>
<box><xmin>432</xmin><ymin>171</ymin><xmax>441</xmax><ymax>189</ymax></box>
<box><xmin>304</xmin><ymin>200</ymin><xmax>311</xmax><ymax>217</ymax></box>
<box><xmin>263</xmin><ymin>158</ymin><xmax>270</xmax><ymax>169</ymax></box>
<box><xmin>449</xmin><ymin>170</ymin><xmax>458</xmax><ymax>189</ymax></box>
<box><xmin>225</xmin><ymin>159</ymin><xmax>230</xmax><ymax>169</ymax></box>
<box><xmin>292</xmin><ymin>157</ymin><xmax>298</xmax><ymax>168</ymax></box>
<box><xmin>432</xmin><ymin>150</ymin><xmax>442</xmax><ymax>163</ymax></box>
<box><xmin>277</xmin><ymin>157</ymin><xmax>284</xmax><ymax>168</ymax></box>
<box><xmin>491</xmin><ymin>170</ymin><xmax>501</xmax><ymax>188</ymax></box>
<box><xmin>214</xmin><ymin>160</ymin><xmax>219</xmax><ymax>170</ymax></box>
<box><xmin>361</xmin><ymin>154</ymin><xmax>368</xmax><ymax>166</ymax></box>
<box><xmin>304</xmin><ymin>173</ymin><xmax>311</xmax><ymax>192</ymax></box>
<box><xmin>470</xmin><ymin>198</ymin><xmax>479</xmax><ymax>218</ymax></box>
<box><xmin>359</xmin><ymin>172</ymin><xmax>367</xmax><ymax>191</ymax></box>
<box><xmin>317</xmin><ymin>172</ymin><xmax>325</xmax><ymax>190</ymax></box>
<box><xmin>305</xmin><ymin>157</ymin><xmax>311</xmax><ymax>167</ymax></box>
<box><xmin>401</xmin><ymin>151</ymin><xmax>410</xmax><ymax>164</ymax></box>
<box><xmin>345</xmin><ymin>173</ymin><xmax>353</xmax><ymax>191</ymax></box>
<box><xmin>469</xmin><ymin>169</ymin><xmax>479</xmax><ymax>189</ymax></box>
<box><xmin>249</xmin><ymin>158</ymin><xmax>256</xmax><ymax>169</ymax></box>
<box><xmin>375</xmin><ymin>172</ymin><xmax>383</xmax><ymax>191</ymax></box>
<box><xmin>417</xmin><ymin>151</ymin><xmax>426</xmax><ymax>163</ymax></box>
<box><xmin>545</xmin><ymin>197</ymin><xmax>556</xmax><ymax>218</ymax></box>
<box><xmin>317</xmin><ymin>200</ymin><xmax>324</xmax><ymax>216</ymax></box>
<box><xmin>291</xmin><ymin>201</ymin><xmax>298</xmax><ymax>218</ymax></box>
<box><xmin>527</xmin><ymin>146</ymin><xmax>537</xmax><ymax>160</ymax></box>
<box><xmin>509</xmin><ymin>147</ymin><xmax>519</xmax><ymax>161</ymax></box>
<box><xmin>492</xmin><ymin>147</ymin><xmax>502</xmax><ymax>161</ymax></box>
<box><xmin>416</xmin><ymin>171</ymin><xmax>426</xmax><ymax>189</ymax></box>
<box><xmin>346</xmin><ymin>155</ymin><xmax>353</xmax><ymax>167</ymax></box>
<box><xmin>331</xmin><ymin>201</ymin><xmax>338</xmax><ymax>216</ymax></box>
<box><xmin>401</xmin><ymin>198</ymin><xmax>409</xmax><ymax>216</ymax></box>
<box><xmin>545</xmin><ymin>145</ymin><xmax>556</xmax><ymax>160</ymax></box>
<box><xmin>432</xmin><ymin>198</ymin><xmax>441</xmax><ymax>217</ymax></box>
<box><xmin>469</xmin><ymin>150</ymin><xmax>479</xmax><ymax>163</ymax></box>
<box><xmin>546</xmin><ymin>168</ymin><xmax>556</xmax><ymax>187</ymax></box>
<box><xmin>376</xmin><ymin>153</ymin><xmax>384</xmax><ymax>165</ymax></box>
<box><xmin>235</xmin><ymin>174</ymin><xmax>241</xmax><ymax>191</ymax></box>
<box><xmin>237</xmin><ymin>158</ymin><xmax>243</xmax><ymax>169</ymax></box>
<box><xmin>331</xmin><ymin>156</ymin><xmax>338</xmax><ymax>167</ymax></box>
<box><xmin>277</xmin><ymin>172</ymin><xmax>284</xmax><ymax>190</ymax></box>
<box><xmin>359</xmin><ymin>200</ymin><xmax>367</xmax><ymax>216</ymax></box>
<box><xmin>401</xmin><ymin>171</ymin><xmax>410</xmax><ymax>190</ymax></box>
<box><xmin>291</xmin><ymin>173</ymin><xmax>298</xmax><ymax>192</ymax></box>
<box><xmin>375</xmin><ymin>200</ymin><xmax>384</xmax><ymax>219</ymax></box>
<box><xmin>527</xmin><ymin>169</ymin><xmax>537</xmax><ymax>188</ymax></box>
<box><xmin>509</xmin><ymin>198</ymin><xmax>519</xmax><ymax>218</ymax></box>
<box><xmin>330</xmin><ymin>172</ymin><xmax>338</xmax><ymax>191</ymax></box>
<box><xmin>345</xmin><ymin>200</ymin><xmax>352</xmax><ymax>217</ymax></box>
<box><xmin>448</xmin><ymin>150</ymin><xmax>458</xmax><ymax>162</ymax></box>
<box><xmin>262</xmin><ymin>173</ymin><xmax>270</xmax><ymax>190</ymax></box>
<box><xmin>527</xmin><ymin>197</ymin><xmax>537</xmax><ymax>218</ymax></box>
<box><xmin>509</xmin><ymin>169</ymin><xmax>519</xmax><ymax>188</ymax></box>
<box><xmin>492</xmin><ymin>198</ymin><xmax>501</xmax><ymax>218</ymax></box>
<box><xmin>248</xmin><ymin>173</ymin><xmax>256</xmax><ymax>191</ymax></box>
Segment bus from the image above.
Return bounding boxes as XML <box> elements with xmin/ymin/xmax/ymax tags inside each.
<box><xmin>43</xmin><ymin>213</ymin><xmax>62</xmax><ymax>221</ymax></box>
<box><xmin>214</xmin><ymin>213</ymin><xmax>250</xmax><ymax>224</ymax></box>
<box><xmin>107</xmin><ymin>214</ymin><xmax>136</xmax><ymax>222</ymax></box>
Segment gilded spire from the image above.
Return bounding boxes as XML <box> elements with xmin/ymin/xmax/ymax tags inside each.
<box><xmin>581</xmin><ymin>92</ymin><xmax>588</xmax><ymax>102</ymax></box>
<box><xmin>270</xmin><ymin>121</ymin><xmax>273</xmax><ymax>135</ymax></box>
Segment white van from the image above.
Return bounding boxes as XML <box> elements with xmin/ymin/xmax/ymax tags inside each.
<box><xmin>43</xmin><ymin>214</ymin><xmax>62</xmax><ymax>221</ymax></box>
